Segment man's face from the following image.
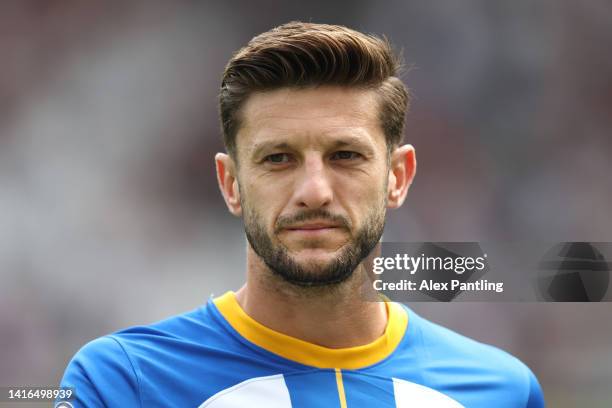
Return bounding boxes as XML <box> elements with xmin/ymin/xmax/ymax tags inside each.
<box><xmin>234</xmin><ymin>86</ymin><xmax>391</xmax><ymax>286</ymax></box>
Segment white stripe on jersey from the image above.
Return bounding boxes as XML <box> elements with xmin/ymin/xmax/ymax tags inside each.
<box><xmin>199</xmin><ymin>374</ymin><xmax>292</xmax><ymax>408</ymax></box>
<box><xmin>393</xmin><ymin>377</ymin><xmax>465</xmax><ymax>407</ymax></box>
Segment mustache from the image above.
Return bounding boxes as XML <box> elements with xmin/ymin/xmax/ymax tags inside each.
<box><xmin>274</xmin><ymin>209</ymin><xmax>351</xmax><ymax>233</ymax></box>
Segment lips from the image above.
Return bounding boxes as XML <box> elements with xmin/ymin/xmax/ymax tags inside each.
<box><xmin>283</xmin><ymin>226</ymin><xmax>340</xmax><ymax>238</ymax></box>
<box><xmin>276</xmin><ymin>214</ymin><xmax>349</xmax><ymax>235</ymax></box>
<box><xmin>286</xmin><ymin>223</ymin><xmax>340</xmax><ymax>231</ymax></box>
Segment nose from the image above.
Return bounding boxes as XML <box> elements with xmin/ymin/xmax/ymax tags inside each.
<box><xmin>292</xmin><ymin>155</ymin><xmax>333</xmax><ymax>209</ymax></box>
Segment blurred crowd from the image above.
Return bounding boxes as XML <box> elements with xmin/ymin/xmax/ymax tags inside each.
<box><xmin>1</xmin><ymin>1</ymin><xmax>611</xmax><ymax>406</ymax></box>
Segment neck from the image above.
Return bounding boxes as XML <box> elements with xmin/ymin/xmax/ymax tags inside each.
<box><xmin>234</xmin><ymin>245</ymin><xmax>387</xmax><ymax>349</ymax></box>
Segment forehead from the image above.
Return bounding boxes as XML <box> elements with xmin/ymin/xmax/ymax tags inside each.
<box><xmin>236</xmin><ymin>86</ymin><xmax>384</xmax><ymax>151</ymax></box>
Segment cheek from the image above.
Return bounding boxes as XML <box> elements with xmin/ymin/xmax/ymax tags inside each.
<box><xmin>241</xmin><ymin>184</ymin><xmax>288</xmax><ymax>230</ymax></box>
<box><xmin>335</xmin><ymin>172</ymin><xmax>387</xmax><ymax>221</ymax></box>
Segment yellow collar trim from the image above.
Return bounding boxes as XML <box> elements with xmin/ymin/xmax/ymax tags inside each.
<box><xmin>213</xmin><ymin>291</ymin><xmax>408</xmax><ymax>369</ymax></box>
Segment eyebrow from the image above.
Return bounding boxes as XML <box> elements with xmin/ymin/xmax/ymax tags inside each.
<box><xmin>250</xmin><ymin>142</ymin><xmax>292</xmax><ymax>159</ymax></box>
<box><xmin>250</xmin><ymin>135</ymin><xmax>377</xmax><ymax>159</ymax></box>
<box><xmin>330</xmin><ymin>137</ymin><xmax>376</xmax><ymax>155</ymax></box>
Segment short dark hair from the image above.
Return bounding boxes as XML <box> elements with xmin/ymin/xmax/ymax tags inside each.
<box><xmin>219</xmin><ymin>21</ymin><xmax>410</xmax><ymax>158</ymax></box>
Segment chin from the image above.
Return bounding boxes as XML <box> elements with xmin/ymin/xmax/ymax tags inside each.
<box><xmin>291</xmin><ymin>248</ymin><xmax>340</xmax><ymax>263</ymax></box>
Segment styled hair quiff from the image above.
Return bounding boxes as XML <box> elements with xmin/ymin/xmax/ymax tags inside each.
<box><xmin>219</xmin><ymin>21</ymin><xmax>410</xmax><ymax>158</ymax></box>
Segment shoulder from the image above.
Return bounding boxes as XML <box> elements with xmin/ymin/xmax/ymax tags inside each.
<box><xmin>406</xmin><ymin>306</ymin><xmax>520</xmax><ymax>367</ymax></box>
<box><xmin>59</xmin><ymin>304</ymin><xmax>224</xmax><ymax>407</ymax></box>
<box><xmin>60</xmin><ymin>335</ymin><xmax>140</xmax><ymax>407</ymax></box>
<box><xmin>399</xmin><ymin>305</ymin><xmax>545</xmax><ymax>407</ymax></box>
<box><xmin>62</xmin><ymin>302</ymin><xmax>226</xmax><ymax>370</ymax></box>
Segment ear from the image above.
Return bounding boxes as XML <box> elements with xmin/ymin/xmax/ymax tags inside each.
<box><xmin>215</xmin><ymin>153</ymin><xmax>242</xmax><ymax>216</ymax></box>
<box><xmin>386</xmin><ymin>144</ymin><xmax>417</xmax><ymax>209</ymax></box>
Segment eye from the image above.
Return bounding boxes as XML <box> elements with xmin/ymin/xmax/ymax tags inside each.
<box><xmin>330</xmin><ymin>151</ymin><xmax>362</xmax><ymax>160</ymax></box>
<box><xmin>264</xmin><ymin>153</ymin><xmax>291</xmax><ymax>163</ymax></box>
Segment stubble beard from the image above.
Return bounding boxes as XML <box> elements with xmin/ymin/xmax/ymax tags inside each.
<box><xmin>242</xmin><ymin>202</ymin><xmax>386</xmax><ymax>288</ymax></box>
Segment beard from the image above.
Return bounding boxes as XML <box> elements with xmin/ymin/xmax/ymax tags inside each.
<box><xmin>242</xmin><ymin>204</ymin><xmax>385</xmax><ymax>287</ymax></box>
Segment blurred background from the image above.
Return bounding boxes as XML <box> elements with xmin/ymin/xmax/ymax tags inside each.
<box><xmin>1</xmin><ymin>0</ymin><xmax>611</xmax><ymax>406</ymax></box>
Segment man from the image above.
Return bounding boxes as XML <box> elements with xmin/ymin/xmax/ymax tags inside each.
<box><xmin>59</xmin><ymin>22</ymin><xmax>545</xmax><ymax>407</ymax></box>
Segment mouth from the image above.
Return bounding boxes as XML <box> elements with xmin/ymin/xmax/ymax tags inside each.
<box><xmin>283</xmin><ymin>221</ymin><xmax>343</xmax><ymax>235</ymax></box>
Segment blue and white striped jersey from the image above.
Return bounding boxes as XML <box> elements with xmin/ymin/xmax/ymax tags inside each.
<box><xmin>59</xmin><ymin>291</ymin><xmax>544</xmax><ymax>407</ymax></box>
